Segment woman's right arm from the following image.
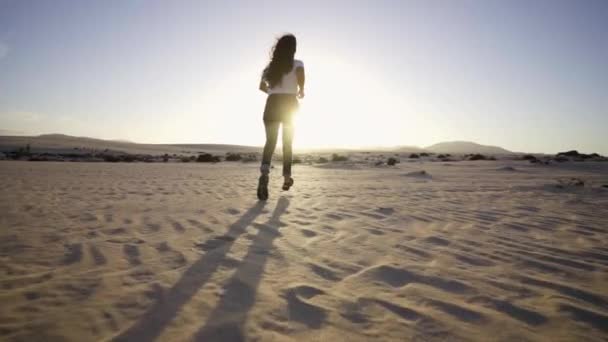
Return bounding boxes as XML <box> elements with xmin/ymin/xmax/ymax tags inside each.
<box><xmin>296</xmin><ymin>66</ymin><xmax>305</xmax><ymax>99</ymax></box>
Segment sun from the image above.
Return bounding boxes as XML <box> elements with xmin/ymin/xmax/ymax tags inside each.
<box><xmin>293</xmin><ymin>54</ymin><xmax>411</xmax><ymax>149</ymax></box>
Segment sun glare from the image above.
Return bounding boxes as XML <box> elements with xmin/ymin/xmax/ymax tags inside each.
<box><xmin>194</xmin><ymin>51</ymin><xmax>428</xmax><ymax>150</ymax></box>
<box><xmin>293</xmin><ymin>53</ymin><xmax>420</xmax><ymax>149</ymax></box>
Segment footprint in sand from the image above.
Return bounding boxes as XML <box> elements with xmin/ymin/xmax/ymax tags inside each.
<box><xmin>309</xmin><ymin>263</ymin><xmax>341</xmax><ymax>281</ymax></box>
<box><xmin>423</xmin><ymin>298</ymin><xmax>485</xmax><ymax>323</ymax></box>
<box><xmin>366</xmin><ymin>228</ymin><xmax>385</xmax><ymax>236</ymax></box>
<box><xmin>424</xmin><ymin>236</ymin><xmax>451</xmax><ymax>246</ymax></box>
<box><xmin>369</xmin><ymin>298</ymin><xmax>424</xmax><ymax>321</ymax></box>
<box><xmin>102</xmin><ymin>311</ymin><xmax>119</xmax><ymax>331</ymax></box>
<box><xmin>80</xmin><ymin>213</ymin><xmax>98</xmax><ymax>222</ymax></box>
<box><xmin>62</xmin><ymin>243</ymin><xmax>83</xmax><ymax>265</ymax></box>
<box><xmin>470</xmin><ymin>296</ymin><xmax>547</xmax><ymax>326</ymax></box>
<box><xmin>320</xmin><ymin>225</ymin><xmax>336</xmax><ymax>234</ymax></box>
<box><xmin>170</xmin><ymin>220</ymin><xmax>186</xmax><ymax>233</ymax></box>
<box><xmin>376</xmin><ymin>207</ymin><xmax>395</xmax><ymax>215</ymax></box>
<box><xmin>107</xmin><ymin>237</ymin><xmax>144</xmax><ymax>244</ymax></box>
<box><xmin>283</xmin><ymin>285</ymin><xmax>328</xmax><ymax>328</ymax></box>
<box><xmin>139</xmin><ymin>221</ymin><xmax>161</xmax><ymax>234</ymax></box>
<box><xmin>155</xmin><ymin>242</ymin><xmax>186</xmax><ymax>269</ymax></box>
<box><xmin>361</xmin><ymin>265</ymin><xmax>472</xmax><ymax>294</ymax></box>
<box><xmin>451</xmin><ymin>252</ymin><xmax>495</xmax><ymax>267</ymax></box>
<box><xmin>103</xmin><ymin>227</ymin><xmax>127</xmax><ymax>235</ymax></box>
<box><xmin>194</xmin><ymin>235</ymin><xmax>235</xmax><ymax>252</ymax></box>
<box><xmin>188</xmin><ymin>219</ymin><xmax>213</xmax><ymax>232</ymax></box>
<box><xmin>226</xmin><ymin>208</ymin><xmax>241</xmax><ymax>216</ymax></box>
<box><xmin>325</xmin><ymin>213</ymin><xmax>344</xmax><ymax>221</ymax></box>
<box><xmin>300</xmin><ymin>229</ymin><xmax>317</xmax><ymax>238</ymax></box>
<box><xmin>123</xmin><ymin>244</ymin><xmax>141</xmax><ymax>265</ymax></box>
<box><xmin>88</xmin><ymin>244</ymin><xmax>107</xmax><ymax>265</ymax></box>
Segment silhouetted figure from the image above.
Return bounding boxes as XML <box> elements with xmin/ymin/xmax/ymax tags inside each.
<box><xmin>257</xmin><ymin>34</ymin><xmax>305</xmax><ymax>201</ymax></box>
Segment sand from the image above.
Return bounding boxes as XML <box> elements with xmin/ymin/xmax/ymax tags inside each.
<box><xmin>0</xmin><ymin>160</ymin><xmax>607</xmax><ymax>341</ymax></box>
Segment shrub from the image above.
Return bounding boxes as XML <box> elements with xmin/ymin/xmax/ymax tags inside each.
<box><xmin>557</xmin><ymin>150</ymin><xmax>579</xmax><ymax>157</ymax></box>
<box><xmin>317</xmin><ymin>157</ymin><xmax>328</xmax><ymax>163</ymax></box>
<box><xmin>409</xmin><ymin>153</ymin><xmax>420</xmax><ymax>159</ymax></box>
<box><xmin>241</xmin><ymin>154</ymin><xmax>258</xmax><ymax>162</ymax></box>
<box><xmin>225</xmin><ymin>153</ymin><xmax>242</xmax><ymax>161</ymax></box>
<box><xmin>197</xmin><ymin>153</ymin><xmax>221</xmax><ymax>163</ymax></box>
<box><xmin>122</xmin><ymin>155</ymin><xmax>136</xmax><ymax>162</ymax></box>
<box><xmin>467</xmin><ymin>154</ymin><xmax>487</xmax><ymax>161</ymax></box>
<box><xmin>387</xmin><ymin>157</ymin><xmax>399</xmax><ymax>166</ymax></box>
<box><xmin>437</xmin><ymin>154</ymin><xmax>452</xmax><ymax>160</ymax></box>
<box><xmin>10</xmin><ymin>145</ymin><xmax>31</xmax><ymax>159</ymax></box>
<box><xmin>103</xmin><ymin>155</ymin><xmax>120</xmax><ymax>162</ymax></box>
<box><xmin>420</xmin><ymin>152</ymin><xmax>429</xmax><ymax>157</ymax></box>
<box><xmin>557</xmin><ymin>178</ymin><xmax>584</xmax><ymax>188</ymax></box>
<box><xmin>522</xmin><ymin>154</ymin><xmax>537</xmax><ymax>161</ymax></box>
<box><xmin>293</xmin><ymin>156</ymin><xmax>302</xmax><ymax>164</ymax></box>
<box><xmin>331</xmin><ymin>153</ymin><xmax>348</xmax><ymax>162</ymax></box>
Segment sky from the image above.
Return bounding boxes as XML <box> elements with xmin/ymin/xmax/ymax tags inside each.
<box><xmin>0</xmin><ymin>0</ymin><xmax>607</xmax><ymax>153</ymax></box>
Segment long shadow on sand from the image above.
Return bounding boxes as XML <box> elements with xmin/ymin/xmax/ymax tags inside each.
<box><xmin>193</xmin><ymin>196</ymin><xmax>289</xmax><ymax>341</ymax></box>
<box><xmin>114</xmin><ymin>199</ymin><xmax>287</xmax><ymax>341</ymax></box>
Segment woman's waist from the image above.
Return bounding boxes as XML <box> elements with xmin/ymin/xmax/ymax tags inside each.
<box><xmin>267</xmin><ymin>89</ymin><xmax>298</xmax><ymax>95</ymax></box>
<box><xmin>268</xmin><ymin>93</ymin><xmax>298</xmax><ymax>98</ymax></box>
<box><xmin>266</xmin><ymin>93</ymin><xmax>298</xmax><ymax>99</ymax></box>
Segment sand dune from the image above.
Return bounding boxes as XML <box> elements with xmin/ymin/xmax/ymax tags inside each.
<box><xmin>0</xmin><ymin>160</ymin><xmax>607</xmax><ymax>341</ymax></box>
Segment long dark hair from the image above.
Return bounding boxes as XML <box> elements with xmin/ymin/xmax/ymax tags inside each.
<box><xmin>262</xmin><ymin>34</ymin><xmax>297</xmax><ymax>88</ymax></box>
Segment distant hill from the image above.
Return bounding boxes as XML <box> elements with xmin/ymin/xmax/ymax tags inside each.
<box><xmin>0</xmin><ymin>134</ymin><xmax>514</xmax><ymax>156</ymax></box>
<box><xmin>426</xmin><ymin>141</ymin><xmax>512</xmax><ymax>154</ymax></box>
<box><xmin>390</xmin><ymin>145</ymin><xmax>428</xmax><ymax>153</ymax></box>
<box><xmin>0</xmin><ymin>134</ymin><xmax>261</xmax><ymax>155</ymax></box>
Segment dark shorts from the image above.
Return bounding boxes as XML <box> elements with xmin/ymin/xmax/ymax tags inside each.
<box><xmin>263</xmin><ymin>94</ymin><xmax>298</xmax><ymax>123</ymax></box>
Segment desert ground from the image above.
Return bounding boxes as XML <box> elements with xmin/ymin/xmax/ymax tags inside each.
<box><xmin>1</xmin><ymin>159</ymin><xmax>607</xmax><ymax>341</ymax></box>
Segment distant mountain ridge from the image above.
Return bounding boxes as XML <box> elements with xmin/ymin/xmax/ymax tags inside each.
<box><xmin>0</xmin><ymin>134</ymin><xmax>261</xmax><ymax>155</ymax></box>
<box><xmin>425</xmin><ymin>141</ymin><xmax>512</xmax><ymax>154</ymax></box>
<box><xmin>0</xmin><ymin>134</ymin><xmax>514</xmax><ymax>155</ymax></box>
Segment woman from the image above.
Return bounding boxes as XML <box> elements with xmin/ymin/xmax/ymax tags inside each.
<box><xmin>257</xmin><ymin>34</ymin><xmax>305</xmax><ymax>201</ymax></box>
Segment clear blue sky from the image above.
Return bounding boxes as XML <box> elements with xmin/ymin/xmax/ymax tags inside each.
<box><xmin>1</xmin><ymin>0</ymin><xmax>606</xmax><ymax>153</ymax></box>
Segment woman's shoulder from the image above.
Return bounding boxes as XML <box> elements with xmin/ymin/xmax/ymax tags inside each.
<box><xmin>294</xmin><ymin>59</ymin><xmax>304</xmax><ymax>68</ymax></box>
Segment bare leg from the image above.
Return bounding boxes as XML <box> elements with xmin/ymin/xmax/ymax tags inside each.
<box><xmin>260</xmin><ymin>121</ymin><xmax>280</xmax><ymax>174</ymax></box>
<box><xmin>281</xmin><ymin>122</ymin><xmax>294</xmax><ymax>190</ymax></box>
<box><xmin>282</xmin><ymin>122</ymin><xmax>293</xmax><ymax>177</ymax></box>
<box><xmin>258</xmin><ymin>121</ymin><xmax>280</xmax><ymax>200</ymax></box>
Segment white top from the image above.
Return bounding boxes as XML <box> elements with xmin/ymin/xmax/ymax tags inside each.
<box><xmin>266</xmin><ymin>59</ymin><xmax>304</xmax><ymax>95</ymax></box>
